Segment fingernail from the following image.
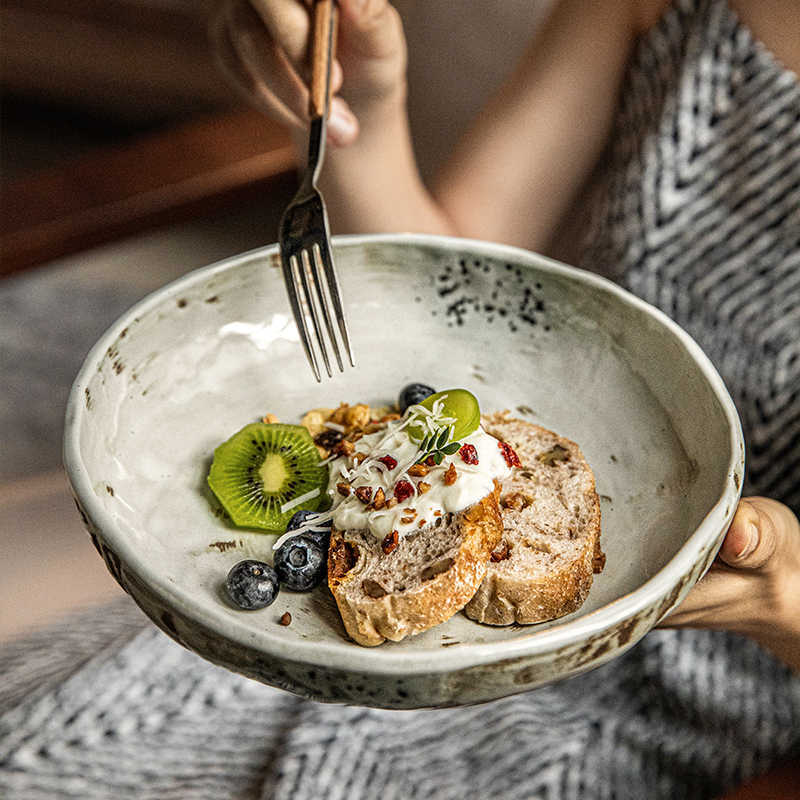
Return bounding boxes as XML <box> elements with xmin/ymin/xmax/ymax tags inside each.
<box><xmin>736</xmin><ymin>522</ymin><xmax>759</xmax><ymax>560</ymax></box>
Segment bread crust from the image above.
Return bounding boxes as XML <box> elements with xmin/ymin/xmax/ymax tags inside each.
<box><xmin>328</xmin><ymin>482</ymin><xmax>502</xmax><ymax>646</ymax></box>
<box><xmin>464</xmin><ymin>413</ymin><xmax>603</xmax><ymax>625</ymax></box>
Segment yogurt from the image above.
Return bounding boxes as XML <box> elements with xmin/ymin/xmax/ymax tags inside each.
<box><xmin>325</xmin><ymin>418</ymin><xmax>510</xmax><ymax>540</ymax></box>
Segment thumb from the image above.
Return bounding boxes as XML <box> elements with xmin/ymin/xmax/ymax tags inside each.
<box><xmin>719</xmin><ymin>497</ymin><xmax>779</xmax><ymax>571</ymax></box>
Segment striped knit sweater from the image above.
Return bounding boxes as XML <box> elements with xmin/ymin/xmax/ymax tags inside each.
<box><xmin>1</xmin><ymin>1</ymin><xmax>798</xmax><ymax>798</ymax></box>
<box><xmin>580</xmin><ymin>0</ymin><xmax>800</xmax><ymax>513</ymax></box>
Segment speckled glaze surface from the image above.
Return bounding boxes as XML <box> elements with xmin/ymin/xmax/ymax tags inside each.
<box><xmin>64</xmin><ymin>234</ymin><xmax>744</xmax><ymax>708</ymax></box>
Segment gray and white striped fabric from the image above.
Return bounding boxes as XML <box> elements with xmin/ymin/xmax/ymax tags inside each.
<box><xmin>2</xmin><ymin>1</ymin><xmax>799</xmax><ymax>797</ymax></box>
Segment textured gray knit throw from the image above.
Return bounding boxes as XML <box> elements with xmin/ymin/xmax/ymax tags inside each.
<box><xmin>3</xmin><ymin>0</ymin><xmax>799</xmax><ymax>797</ymax></box>
<box><xmin>1</xmin><ymin>599</ymin><xmax>799</xmax><ymax>799</ymax></box>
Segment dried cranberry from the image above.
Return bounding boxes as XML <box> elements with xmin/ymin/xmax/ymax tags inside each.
<box><xmin>498</xmin><ymin>441</ymin><xmax>521</xmax><ymax>468</ymax></box>
<box><xmin>393</xmin><ymin>480</ymin><xmax>414</xmax><ymax>502</ymax></box>
<box><xmin>378</xmin><ymin>455</ymin><xmax>398</xmax><ymax>470</ymax></box>
<box><xmin>381</xmin><ymin>530</ymin><xmax>399</xmax><ymax>555</ymax></box>
<box><xmin>459</xmin><ymin>444</ymin><xmax>479</xmax><ymax>465</ymax></box>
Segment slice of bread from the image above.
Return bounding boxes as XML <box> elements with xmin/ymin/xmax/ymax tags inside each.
<box><xmin>464</xmin><ymin>413</ymin><xmax>604</xmax><ymax>626</ymax></box>
<box><xmin>328</xmin><ymin>482</ymin><xmax>502</xmax><ymax>646</ymax></box>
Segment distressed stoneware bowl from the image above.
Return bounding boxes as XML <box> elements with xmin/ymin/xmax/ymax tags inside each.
<box><xmin>64</xmin><ymin>233</ymin><xmax>744</xmax><ymax>709</ymax></box>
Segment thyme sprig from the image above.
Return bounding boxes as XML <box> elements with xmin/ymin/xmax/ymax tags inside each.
<box><xmin>416</xmin><ymin>425</ymin><xmax>461</xmax><ymax>465</ymax></box>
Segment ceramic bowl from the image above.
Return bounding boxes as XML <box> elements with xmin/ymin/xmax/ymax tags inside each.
<box><xmin>64</xmin><ymin>234</ymin><xmax>743</xmax><ymax>709</ymax></box>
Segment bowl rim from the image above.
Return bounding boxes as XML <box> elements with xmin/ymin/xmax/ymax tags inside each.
<box><xmin>63</xmin><ymin>232</ymin><xmax>744</xmax><ymax>675</ymax></box>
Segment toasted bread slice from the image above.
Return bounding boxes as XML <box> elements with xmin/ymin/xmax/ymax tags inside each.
<box><xmin>328</xmin><ymin>482</ymin><xmax>502</xmax><ymax>646</ymax></box>
<box><xmin>464</xmin><ymin>413</ymin><xmax>604</xmax><ymax>626</ymax></box>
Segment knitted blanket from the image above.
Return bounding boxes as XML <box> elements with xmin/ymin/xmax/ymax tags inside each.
<box><xmin>1</xmin><ymin>597</ymin><xmax>798</xmax><ymax>799</ymax></box>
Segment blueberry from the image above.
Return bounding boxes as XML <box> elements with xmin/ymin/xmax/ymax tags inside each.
<box><xmin>225</xmin><ymin>560</ymin><xmax>279</xmax><ymax>610</ymax></box>
<box><xmin>398</xmin><ymin>382</ymin><xmax>436</xmax><ymax>413</ymax></box>
<box><xmin>306</xmin><ymin>529</ymin><xmax>331</xmax><ymax>550</ymax></box>
<box><xmin>274</xmin><ymin>535</ymin><xmax>326</xmax><ymax>591</ymax></box>
<box><xmin>286</xmin><ymin>510</ymin><xmax>332</xmax><ymax>550</ymax></box>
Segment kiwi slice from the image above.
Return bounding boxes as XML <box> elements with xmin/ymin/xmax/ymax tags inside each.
<box><xmin>208</xmin><ymin>422</ymin><xmax>328</xmax><ymax>532</ymax></box>
<box><xmin>408</xmin><ymin>388</ymin><xmax>481</xmax><ymax>443</ymax></box>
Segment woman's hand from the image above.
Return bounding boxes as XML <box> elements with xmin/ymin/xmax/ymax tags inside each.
<box><xmin>211</xmin><ymin>0</ymin><xmax>407</xmax><ymax>147</ymax></box>
<box><xmin>663</xmin><ymin>497</ymin><xmax>800</xmax><ymax>670</ymax></box>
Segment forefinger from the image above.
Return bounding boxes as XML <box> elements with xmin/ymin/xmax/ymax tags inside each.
<box><xmin>249</xmin><ymin>0</ymin><xmax>312</xmax><ymax>70</ymax></box>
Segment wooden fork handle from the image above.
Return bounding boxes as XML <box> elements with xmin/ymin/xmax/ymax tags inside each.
<box><xmin>309</xmin><ymin>0</ymin><xmax>338</xmax><ymax>119</ymax></box>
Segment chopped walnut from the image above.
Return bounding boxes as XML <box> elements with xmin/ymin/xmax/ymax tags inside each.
<box><xmin>332</xmin><ymin>439</ymin><xmax>355</xmax><ymax>457</ymax></box>
<box><xmin>278</xmin><ymin>611</ymin><xmax>292</xmax><ymax>626</ymax></box>
<box><xmin>328</xmin><ymin>403</ymin><xmax>350</xmax><ymax>425</ymax></box>
<box><xmin>353</xmin><ymin>451</ymin><xmax>369</xmax><ymax>465</ymax></box>
<box><xmin>490</xmin><ymin>541</ymin><xmax>511</xmax><ymax>562</ymax></box>
<box><xmin>400</xmin><ymin>515</ymin><xmax>416</xmax><ymax>525</ymax></box>
<box><xmin>408</xmin><ymin>463</ymin><xmax>429</xmax><ymax>477</ymax></box>
<box><xmin>417</xmin><ymin>481</ymin><xmax>432</xmax><ymax>494</ymax></box>
<box><xmin>418</xmin><ymin>519</ymin><xmax>427</xmax><ymax>528</ymax></box>
<box><xmin>300</xmin><ymin>408</ymin><xmax>333</xmax><ymax>437</ymax></box>
<box><xmin>379</xmin><ymin>413</ymin><xmax>401</xmax><ymax>423</ymax></box>
<box><xmin>370</xmin><ymin>487</ymin><xmax>386</xmax><ymax>510</ymax></box>
<box><xmin>444</xmin><ymin>462</ymin><xmax>458</xmax><ymax>485</ymax></box>
<box><xmin>336</xmin><ymin>481</ymin><xmax>352</xmax><ymax>497</ymax></box>
<box><xmin>261</xmin><ymin>413</ymin><xmax>279</xmax><ymax>424</ymax></box>
<box><xmin>331</xmin><ymin>403</ymin><xmax>371</xmax><ymax>432</ymax></box>
<box><xmin>315</xmin><ymin>444</ymin><xmax>329</xmax><ymax>460</ymax></box>
<box><xmin>346</xmin><ymin>404</ymin><xmax>371</xmax><ymax>429</ymax></box>
<box><xmin>385</xmin><ymin>497</ymin><xmax>398</xmax><ymax>509</ymax></box>
<box><xmin>501</xmin><ymin>492</ymin><xmax>533</xmax><ymax>511</ymax></box>
<box><xmin>355</xmin><ymin>486</ymin><xmax>373</xmax><ymax>504</ymax></box>
<box><xmin>382</xmin><ymin>530</ymin><xmax>399</xmax><ymax>554</ymax></box>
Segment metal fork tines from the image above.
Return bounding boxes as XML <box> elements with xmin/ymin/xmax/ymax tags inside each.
<box><xmin>278</xmin><ymin>0</ymin><xmax>353</xmax><ymax>382</ymax></box>
<box><xmin>279</xmin><ymin>135</ymin><xmax>353</xmax><ymax>381</ymax></box>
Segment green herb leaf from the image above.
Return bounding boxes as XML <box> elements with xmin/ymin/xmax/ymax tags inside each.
<box><xmin>441</xmin><ymin>442</ymin><xmax>460</xmax><ymax>455</ymax></box>
<box><xmin>435</xmin><ymin>428</ymin><xmax>450</xmax><ymax>449</ymax></box>
<box><xmin>434</xmin><ymin>452</ymin><xmax>444</xmax><ymax>465</ymax></box>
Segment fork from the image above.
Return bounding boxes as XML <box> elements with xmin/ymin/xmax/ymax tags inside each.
<box><xmin>279</xmin><ymin>0</ymin><xmax>354</xmax><ymax>382</ymax></box>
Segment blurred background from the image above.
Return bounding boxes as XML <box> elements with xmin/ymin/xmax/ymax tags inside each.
<box><xmin>0</xmin><ymin>0</ymin><xmax>551</xmax><ymax>637</ymax></box>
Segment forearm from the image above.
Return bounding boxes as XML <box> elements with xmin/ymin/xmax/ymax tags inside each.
<box><xmin>312</xmin><ymin>91</ymin><xmax>459</xmax><ymax>237</ymax></box>
<box><xmin>432</xmin><ymin>0</ymin><xmax>642</xmax><ymax>252</ymax></box>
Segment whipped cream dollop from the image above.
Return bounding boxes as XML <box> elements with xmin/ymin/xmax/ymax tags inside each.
<box><xmin>324</xmin><ymin>418</ymin><xmax>510</xmax><ymax>541</ymax></box>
